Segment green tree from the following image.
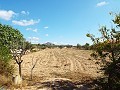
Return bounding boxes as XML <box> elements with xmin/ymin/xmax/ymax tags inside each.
<box><xmin>0</xmin><ymin>24</ymin><xmax>25</xmax><ymax>49</ymax></box>
<box><xmin>24</xmin><ymin>41</ymin><xmax>32</xmax><ymax>51</ymax></box>
<box><xmin>83</xmin><ymin>43</ymin><xmax>90</xmax><ymax>50</ymax></box>
<box><xmin>77</xmin><ymin>43</ymin><xmax>82</xmax><ymax>49</ymax></box>
<box><xmin>86</xmin><ymin>13</ymin><xmax>120</xmax><ymax>89</ymax></box>
<box><xmin>0</xmin><ymin>23</ymin><xmax>25</xmax><ymax>80</ymax></box>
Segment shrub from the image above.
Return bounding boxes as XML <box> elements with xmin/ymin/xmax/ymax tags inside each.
<box><xmin>86</xmin><ymin>13</ymin><xmax>120</xmax><ymax>89</ymax></box>
<box><xmin>0</xmin><ymin>61</ymin><xmax>14</xmax><ymax>77</ymax></box>
<box><xmin>0</xmin><ymin>45</ymin><xmax>14</xmax><ymax>77</ymax></box>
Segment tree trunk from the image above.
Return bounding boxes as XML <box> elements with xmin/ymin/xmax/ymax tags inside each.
<box><xmin>31</xmin><ymin>69</ymin><xmax>33</xmax><ymax>80</ymax></box>
<box><xmin>18</xmin><ymin>63</ymin><xmax>22</xmax><ymax>77</ymax></box>
<box><xmin>108</xmin><ymin>72</ymin><xmax>113</xmax><ymax>90</ymax></box>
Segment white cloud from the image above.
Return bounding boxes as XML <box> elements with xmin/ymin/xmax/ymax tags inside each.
<box><xmin>12</xmin><ymin>19</ymin><xmax>40</xmax><ymax>26</ymax></box>
<box><xmin>33</xmin><ymin>29</ymin><xmax>38</xmax><ymax>32</ymax></box>
<box><xmin>26</xmin><ymin>28</ymin><xmax>38</xmax><ymax>32</ymax></box>
<box><xmin>0</xmin><ymin>10</ymin><xmax>16</xmax><ymax>20</ymax></box>
<box><xmin>26</xmin><ymin>28</ymin><xmax>32</xmax><ymax>30</ymax></box>
<box><xmin>21</xmin><ymin>11</ymin><xmax>26</xmax><ymax>14</ymax></box>
<box><xmin>96</xmin><ymin>1</ymin><xmax>108</xmax><ymax>7</ymax></box>
<box><xmin>53</xmin><ymin>42</ymin><xmax>58</xmax><ymax>45</ymax></box>
<box><xmin>21</xmin><ymin>11</ymin><xmax>29</xmax><ymax>15</ymax></box>
<box><xmin>28</xmin><ymin>37</ymin><xmax>40</xmax><ymax>43</ymax></box>
<box><xmin>44</xmin><ymin>26</ymin><xmax>48</xmax><ymax>29</ymax></box>
<box><xmin>45</xmin><ymin>34</ymin><xmax>49</xmax><ymax>36</ymax></box>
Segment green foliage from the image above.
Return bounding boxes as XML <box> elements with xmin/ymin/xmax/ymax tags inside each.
<box><xmin>0</xmin><ymin>23</ymin><xmax>25</xmax><ymax>63</ymax></box>
<box><xmin>82</xmin><ymin>43</ymin><xmax>90</xmax><ymax>50</ymax></box>
<box><xmin>34</xmin><ymin>43</ymin><xmax>73</xmax><ymax>50</ymax></box>
<box><xmin>86</xmin><ymin>13</ymin><xmax>120</xmax><ymax>89</ymax></box>
<box><xmin>112</xmin><ymin>13</ymin><xmax>120</xmax><ymax>27</ymax></box>
<box><xmin>0</xmin><ymin>60</ymin><xmax>14</xmax><ymax>77</ymax></box>
<box><xmin>87</xmin><ymin>26</ymin><xmax>120</xmax><ymax>61</ymax></box>
<box><xmin>0</xmin><ymin>43</ymin><xmax>13</xmax><ymax>76</ymax></box>
<box><xmin>0</xmin><ymin>44</ymin><xmax>12</xmax><ymax>63</ymax></box>
<box><xmin>24</xmin><ymin>41</ymin><xmax>32</xmax><ymax>50</ymax></box>
<box><xmin>77</xmin><ymin>43</ymin><xmax>81</xmax><ymax>49</ymax></box>
<box><xmin>76</xmin><ymin>43</ymin><xmax>91</xmax><ymax>50</ymax></box>
<box><xmin>0</xmin><ymin>23</ymin><xmax>25</xmax><ymax>80</ymax></box>
<box><xmin>0</xmin><ymin>23</ymin><xmax>25</xmax><ymax>49</ymax></box>
<box><xmin>0</xmin><ymin>44</ymin><xmax>14</xmax><ymax>77</ymax></box>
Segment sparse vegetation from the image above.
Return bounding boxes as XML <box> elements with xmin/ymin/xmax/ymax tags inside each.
<box><xmin>30</xmin><ymin>56</ymin><xmax>39</xmax><ymax>80</ymax></box>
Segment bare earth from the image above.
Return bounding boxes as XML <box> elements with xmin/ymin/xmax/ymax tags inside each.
<box><xmin>14</xmin><ymin>48</ymin><xmax>102</xmax><ymax>89</ymax></box>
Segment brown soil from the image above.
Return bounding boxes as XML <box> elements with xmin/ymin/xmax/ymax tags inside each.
<box><xmin>13</xmin><ymin>48</ymin><xmax>102</xmax><ymax>90</ymax></box>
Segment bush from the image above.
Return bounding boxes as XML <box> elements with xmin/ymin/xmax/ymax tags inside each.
<box><xmin>0</xmin><ymin>61</ymin><xmax>14</xmax><ymax>77</ymax></box>
<box><xmin>0</xmin><ymin>45</ymin><xmax>11</xmax><ymax>62</ymax></box>
<box><xmin>0</xmin><ymin>45</ymin><xmax>14</xmax><ymax>76</ymax></box>
<box><xmin>86</xmin><ymin>13</ymin><xmax>120</xmax><ymax>89</ymax></box>
<box><xmin>0</xmin><ymin>45</ymin><xmax>14</xmax><ymax>87</ymax></box>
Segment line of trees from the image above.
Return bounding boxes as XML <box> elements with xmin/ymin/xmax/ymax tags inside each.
<box><xmin>28</xmin><ymin>42</ymin><xmax>91</xmax><ymax>51</ymax></box>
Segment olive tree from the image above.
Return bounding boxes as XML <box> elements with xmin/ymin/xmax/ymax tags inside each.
<box><xmin>86</xmin><ymin>13</ymin><xmax>120</xmax><ymax>89</ymax></box>
<box><xmin>0</xmin><ymin>23</ymin><xmax>25</xmax><ymax>78</ymax></box>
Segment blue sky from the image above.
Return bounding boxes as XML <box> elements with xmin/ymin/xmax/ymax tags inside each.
<box><xmin>0</xmin><ymin>0</ymin><xmax>120</xmax><ymax>45</ymax></box>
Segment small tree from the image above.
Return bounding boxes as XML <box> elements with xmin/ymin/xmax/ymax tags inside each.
<box><xmin>86</xmin><ymin>13</ymin><xmax>120</xmax><ymax>89</ymax></box>
<box><xmin>83</xmin><ymin>43</ymin><xmax>90</xmax><ymax>50</ymax></box>
<box><xmin>0</xmin><ymin>24</ymin><xmax>25</xmax><ymax>77</ymax></box>
<box><xmin>30</xmin><ymin>56</ymin><xmax>39</xmax><ymax>80</ymax></box>
<box><xmin>12</xmin><ymin>49</ymin><xmax>24</xmax><ymax>77</ymax></box>
<box><xmin>24</xmin><ymin>41</ymin><xmax>32</xmax><ymax>51</ymax></box>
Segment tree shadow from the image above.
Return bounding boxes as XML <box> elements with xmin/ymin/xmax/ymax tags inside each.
<box><xmin>38</xmin><ymin>80</ymin><xmax>76</xmax><ymax>90</ymax></box>
<box><xmin>37</xmin><ymin>79</ymin><xmax>91</xmax><ymax>90</ymax></box>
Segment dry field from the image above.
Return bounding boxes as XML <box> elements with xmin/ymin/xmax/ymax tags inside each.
<box><xmin>13</xmin><ymin>48</ymin><xmax>102</xmax><ymax>89</ymax></box>
<box><xmin>21</xmin><ymin>48</ymin><xmax>101</xmax><ymax>80</ymax></box>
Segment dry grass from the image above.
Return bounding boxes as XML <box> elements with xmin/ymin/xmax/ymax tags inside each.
<box><xmin>0</xmin><ymin>75</ymin><xmax>8</xmax><ymax>86</ymax></box>
<box><xmin>0</xmin><ymin>75</ymin><xmax>12</xmax><ymax>89</ymax></box>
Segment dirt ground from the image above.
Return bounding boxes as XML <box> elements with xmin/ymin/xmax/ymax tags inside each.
<box><xmin>13</xmin><ymin>48</ymin><xmax>102</xmax><ymax>89</ymax></box>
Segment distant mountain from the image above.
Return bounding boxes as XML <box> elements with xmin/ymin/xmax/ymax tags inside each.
<box><xmin>44</xmin><ymin>42</ymin><xmax>55</xmax><ymax>46</ymax></box>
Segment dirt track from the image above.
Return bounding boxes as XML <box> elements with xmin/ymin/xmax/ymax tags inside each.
<box><xmin>20</xmin><ymin>48</ymin><xmax>101</xmax><ymax>82</ymax></box>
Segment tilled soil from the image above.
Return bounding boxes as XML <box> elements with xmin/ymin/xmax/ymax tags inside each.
<box><xmin>13</xmin><ymin>48</ymin><xmax>102</xmax><ymax>90</ymax></box>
